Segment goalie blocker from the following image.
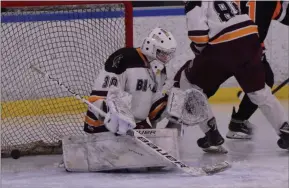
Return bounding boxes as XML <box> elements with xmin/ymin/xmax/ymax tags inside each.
<box><xmin>62</xmin><ymin>129</ymin><xmax>179</xmax><ymax>172</ymax></box>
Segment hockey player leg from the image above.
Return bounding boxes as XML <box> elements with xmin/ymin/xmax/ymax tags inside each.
<box><xmin>247</xmin><ymin>84</ymin><xmax>289</xmax><ymax>150</ymax></box>
<box><xmin>227</xmin><ymin>54</ymin><xmax>274</xmax><ymax>140</ymax></box>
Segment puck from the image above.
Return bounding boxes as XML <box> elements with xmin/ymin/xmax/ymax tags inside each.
<box><xmin>11</xmin><ymin>149</ymin><xmax>21</xmax><ymax>159</ymax></box>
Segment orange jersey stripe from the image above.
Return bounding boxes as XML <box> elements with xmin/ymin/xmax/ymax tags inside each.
<box><xmin>85</xmin><ymin>116</ymin><xmax>103</xmax><ymax>127</ymax></box>
<box><xmin>210</xmin><ymin>25</ymin><xmax>258</xmax><ymax>45</ymax></box>
<box><xmin>148</xmin><ymin>101</ymin><xmax>167</xmax><ymax>120</ymax></box>
<box><xmin>189</xmin><ymin>35</ymin><xmax>209</xmax><ymax>44</ymax></box>
<box><xmin>136</xmin><ymin>48</ymin><xmax>149</xmax><ymax>66</ymax></box>
<box><xmin>272</xmin><ymin>1</ymin><xmax>282</xmax><ymax>20</ymax></box>
<box><xmin>88</xmin><ymin>96</ymin><xmax>105</xmax><ymax>103</ymax></box>
<box><xmin>246</xmin><ymin>1</ymin><xmax>256</xmax><ymax>22</ymax></box>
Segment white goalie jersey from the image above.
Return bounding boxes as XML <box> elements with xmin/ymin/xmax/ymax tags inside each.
<box><xmin>84</xmin><ymin>47</ymin><xmax>167</xmax><ymax>133</ymax></box>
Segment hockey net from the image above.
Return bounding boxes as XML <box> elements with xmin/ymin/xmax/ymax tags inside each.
<box><xmin>1</xmin><ymin>1</ymin><xmax>133</xmax><ymax>157</ymax></box>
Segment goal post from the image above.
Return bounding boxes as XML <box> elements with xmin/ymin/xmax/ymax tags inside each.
<box><xmin>1</xmin><ymin>1</ymin><xmax>133</xmax><ymax>157</ymax></box>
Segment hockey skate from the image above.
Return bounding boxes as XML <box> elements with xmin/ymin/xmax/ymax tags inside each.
<box><xmin>277</xmin><ymin>122</ymin><xmax>289</xmax><ymax>150</ymax></box>
<box><xmin>226</xmin><ymin>107</ymin><xmax>253</xmax><ymax>139</ymax></box>
<box><xmin>197</xmin><ymin>118</ymin><xmax>228</xmax><ymax>154</ymax></box>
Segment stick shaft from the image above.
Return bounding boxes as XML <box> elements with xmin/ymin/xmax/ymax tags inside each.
<box><xmin>272</xmin><ymin>78</ymin><xmax>289</xmax><ymax>94</ymax></box>
<box><xmin>128</xmin><ymin>130</ymin><xmax>205</xmax><ymax>176</ymax></box>
<box><xmin>31</xmin><ymin>65</ymin><xmax>106</xmax><ymax>117</ymax></box>
<box><xmin>237</xmin><ymin>78</ymin><xmax>289</xmax><ymax>100</ymax></box>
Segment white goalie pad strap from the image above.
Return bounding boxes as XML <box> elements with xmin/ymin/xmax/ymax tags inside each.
<box><xmin>62</xmin><ymin>129</ymin><xmax>179</xmax><ymax>172</ymax></box>
<box><xmin>166</xmin><ymin>87</ymin><xmax>209</xmax><ymax>125</ymax></box>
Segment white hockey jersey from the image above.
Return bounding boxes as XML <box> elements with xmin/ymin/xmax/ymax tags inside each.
<box><xmin>185</xmin><ymin>0</ymin><xmax>258</xmax><ymax>47</ymax></box>
<box><xmin>84</xmin><ymin>47</ymin><xmax>167</xmax><ymax>133</ymax></box>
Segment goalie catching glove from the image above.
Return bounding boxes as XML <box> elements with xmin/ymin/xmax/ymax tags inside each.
<box><xmin>103</xmin><ymin>86</ymin><xmax>137</xmax><ymax>135</ymax></box>
<box><xmin>166</xmin><ymin>87</ymin><xmax>210</xmax><ymax>126</ymax></box>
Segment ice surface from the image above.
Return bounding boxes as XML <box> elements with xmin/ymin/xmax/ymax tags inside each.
<box><xmin>2</xmin><ymin>101</ymin><xmax>288</xmax><ymax>188</ymax></box>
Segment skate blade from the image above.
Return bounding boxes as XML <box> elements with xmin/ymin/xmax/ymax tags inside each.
<box><xmin>203</xmin><ymin>146</ymin><xmax>228</xmax><ymax>154</ymax></box>
<box><xmin>226</xmin><ymin>131</ymin><xmax>252</xmax><ymax>140</ymax></box>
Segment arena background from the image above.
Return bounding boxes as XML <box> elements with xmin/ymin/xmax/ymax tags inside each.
<box><xmin>1</xmin><ymin>2</ymin><xmax>288</xmax><ymax>118</ymax></box>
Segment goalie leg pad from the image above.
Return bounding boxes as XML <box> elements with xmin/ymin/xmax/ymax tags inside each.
<box><xmin>62</xmin><ymin>129</ymin><xmax>179</xmax><ymax>172</ymax></box>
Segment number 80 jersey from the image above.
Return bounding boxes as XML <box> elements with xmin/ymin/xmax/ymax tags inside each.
<box><xmin>185</xmin><ymin>1</ymin><xmax>258</xmax><ymax>46</ymax></box>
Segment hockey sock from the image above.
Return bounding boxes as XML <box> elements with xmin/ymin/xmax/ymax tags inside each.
<box><xmin>234</xmin><ymin>94</ymin><xmax>258</xmax><ymax>121</ymax></box>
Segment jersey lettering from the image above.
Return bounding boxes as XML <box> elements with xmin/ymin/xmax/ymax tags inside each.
<box><xmin>214</xmin><ymin>1</ymin><xmax>240</xmax><ymax>22</ymax></box>
<box><xmin>102</xmin><ymin>76</ymin><xmax>110</xmax><ymax>88</ymax></box>
<box><xmin>136</xmin><ymin>79</ymin><xmax>148</xmax><ymax>92</ymax></box>
<box><xmin>110</xmin><ymin>77</ymin><xmax>118</xmax><ymax>87</ymax></box>
<box><xmin>102</xmin><ymin>76</ymin><xmax>118</xmax><ymax>88</ymax></box>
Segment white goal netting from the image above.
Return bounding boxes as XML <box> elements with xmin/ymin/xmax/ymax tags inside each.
<box><xmin>1</xmin><ymin>1</ymin><xmax>133</xmax><ymax>157</ymax></box>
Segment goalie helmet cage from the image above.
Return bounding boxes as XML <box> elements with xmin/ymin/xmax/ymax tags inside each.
<box><xmin>1</xmin><ymin>1</ymin><xmax>133</xmax><ymax>157</ymax></box>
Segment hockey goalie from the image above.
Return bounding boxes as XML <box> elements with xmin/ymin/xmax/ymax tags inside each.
<box><xmin>62</xmin><ymin>27</ymin><xmax>181</xmax><ymax>172</ymax></box>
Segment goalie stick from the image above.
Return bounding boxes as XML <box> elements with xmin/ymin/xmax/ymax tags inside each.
<box><xmin>30</xmin><ymin>65</ymin><xmax>231</xmax><ymax>176</ymax></box>
<box><xmin>237</xmin><ymin>78</ymin><xmax>289</xmax><ymax>99</ymax></box>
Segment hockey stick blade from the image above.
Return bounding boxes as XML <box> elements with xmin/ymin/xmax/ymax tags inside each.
<box><xmin>127</xmin><ymin>130</ymin><xmax>231</xmax><ymax>176</ymax></box>
<box><xmin>201</xmin><ymin>161</ymin><xmax>231</xmax><ymax>175</ymax></box>
<box><xmin>272</xmin><ymin>78</ymin><xmax>289</xmax><ymax>94</ymax></box>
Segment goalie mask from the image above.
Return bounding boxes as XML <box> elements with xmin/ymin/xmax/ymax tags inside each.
<box><xmin>141</xmin><ymin>27</ymin><xmax>177</xmax><ymax>64</ymax></box>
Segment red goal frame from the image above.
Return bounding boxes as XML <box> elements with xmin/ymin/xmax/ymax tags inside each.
<box><xmin>1</xmin><ymin>1</ymin><xmax>133</xmax><ymax>47</ymax></box>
